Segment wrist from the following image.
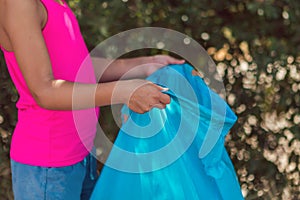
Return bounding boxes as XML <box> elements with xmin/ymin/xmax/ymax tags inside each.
<box><xmin>112</xmin><ymin>80</ymin><xmax>133</xmax><ymax>105</ymax></box>
<box><xmin>143</xmin><ymin>56</ymin><xmax>156</xmax><ymax>77</ymax></box>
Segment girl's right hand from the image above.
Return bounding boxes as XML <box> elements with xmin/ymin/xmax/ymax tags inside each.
<box><xmin>115</xmin><ymin>79</ymin><xmax>170</xmax><ymax>114</ymax></box>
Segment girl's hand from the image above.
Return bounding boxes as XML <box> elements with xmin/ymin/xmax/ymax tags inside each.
<box><xmin>144</xmin><ymin>55</ymin><xmax>185</xmax><ymax>76</ymax></box>
<box><xmin>115</xmin><ymin>79</ymin><xmax>170</xmax><ymax>114</ymax></box>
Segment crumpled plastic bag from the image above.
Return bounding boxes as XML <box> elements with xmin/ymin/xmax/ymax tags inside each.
<box><xmin>91</xmin><ymin>64</ymin><xmax>244</xmax><ymax>200</ymax></box>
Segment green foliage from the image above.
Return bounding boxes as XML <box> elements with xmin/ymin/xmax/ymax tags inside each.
<box><xmin>0</xmin><ymin>52</ymin><xmax>16</xmax><ymax>200</ymax></box>
<box><xmin>1</xmin><ymin>0</ymin><xmax>299</xmax><ymax>199</ymax></box>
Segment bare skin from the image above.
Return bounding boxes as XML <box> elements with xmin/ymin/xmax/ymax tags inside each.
<box><xmin>0</xmin><ymin>0</ymin><xmax>185</xmax><ymax>113</ymax></box>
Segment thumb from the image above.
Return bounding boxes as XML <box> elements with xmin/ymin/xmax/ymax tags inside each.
<box><xmin>154</xmin><ymin>84</ymin><xmax>169</xmax><ymax>92</ymax></box>
<box><xmin>169</xmin><ymin>57</ymin><xmax>186</xmax><ymax>64</ymax></box>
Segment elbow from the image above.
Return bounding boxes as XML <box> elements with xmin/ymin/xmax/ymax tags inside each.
<box><xmin>36</xmin><ymin>99</ymin><xmax>53</xmax><ymax>110</ymax></box>
<box><xmin>31</xmin><ymin>90</ymin><xmax>54</xmax><ymax>110</ymax></box>
<box><xmin>30</xmin><ymin>79</ymin><xmax>65</xmax><ymax>110</ymax></box>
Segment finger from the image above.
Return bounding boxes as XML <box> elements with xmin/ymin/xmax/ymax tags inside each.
<box><xmin>153</xmin><ymin>84</ymin><xmax>169</xmax><ymax>92</ymax></box>
<box><xmin>168</xmin><ymin>57</ymin><xmax>185</xmax><ymax>64</ymax></box>
<box><xmin>152</xmin><ymin>103</ymin><xmax>166</xmax><ymax>109</ymax></box>
<box><xmin>123</xmin><ymin>114</ymin><xmax>129</xmax><ymax>123</ymax></box>
<box><xmin>128</xmin><ymin>100</ymin><xmax>147</xmax><ymax>114</ymax></box>
<box><xmin>177</xmin><ymin>59</ymin><xmax>186</xmax><ymax>64</ymax></box>
<box><xmin>159</xmin><ymin>93</ymin><xmax>171</xmax><ymax>105</ymax></box>
<box><xmin>132</xmin><ymin>106</ymin><xmax>146</xmax><ymax>114</ymax></box>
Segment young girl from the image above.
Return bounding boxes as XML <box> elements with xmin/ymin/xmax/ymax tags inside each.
<box><xmin>0</xmin><ymin>0</ymin><xmax>184</xmax><ymax>199</ymax></box>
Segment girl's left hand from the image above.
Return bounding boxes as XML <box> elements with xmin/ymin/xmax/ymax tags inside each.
<box><xmin>145</xmin><ymin>55</ymin><xmax>185</xmax><ymax>76</ymax></box>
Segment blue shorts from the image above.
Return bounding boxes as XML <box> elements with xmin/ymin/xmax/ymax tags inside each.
<box><xmin>10</xmin><ymin>153</ymin><xmax>98</xmax><ymax>200</ymax></box>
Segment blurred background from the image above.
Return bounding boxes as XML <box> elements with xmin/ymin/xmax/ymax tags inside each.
<box><xmin>0</xmin><ymin>0</ymin><xmax>299</xmax><ymax>199</ymax></box>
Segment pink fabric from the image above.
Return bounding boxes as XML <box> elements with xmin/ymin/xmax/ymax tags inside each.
<box><xmin>1</xmin><ymin>0</ymin><xmax>99</xmax><ymax>167</ymax></box>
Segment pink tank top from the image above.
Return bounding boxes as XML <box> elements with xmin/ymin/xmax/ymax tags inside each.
<box><xmin>1</xmin><ymin>0</ymin><xmax>99</xmax><ymax>167</ymax></box>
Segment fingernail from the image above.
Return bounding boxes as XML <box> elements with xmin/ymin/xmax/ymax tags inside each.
<box><xmin>161</xmin><ymin>87</ymin><xmax>169</xmax><ymax>92</ymax></box>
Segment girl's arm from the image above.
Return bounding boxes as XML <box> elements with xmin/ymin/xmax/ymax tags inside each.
<box><xmin>92</xmin><ymin>56</ymin><xmax>185</xmax><ymax>82</ymax></box>
<box><xmin>2</xmin><ymin>0</ymin><xmax>170</xmax><ymax>113</ymax></box>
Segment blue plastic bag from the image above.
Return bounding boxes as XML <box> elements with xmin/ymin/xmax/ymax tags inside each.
<box><xmin>91</xmin><ymin>64</ymin><xmax>244</xmax><ymax>200</ymax></box>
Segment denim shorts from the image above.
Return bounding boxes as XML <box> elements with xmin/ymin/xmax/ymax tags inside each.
<box><xmin>10</xmin><ymin>153</ymin><xmax>98</xmax><ymax>200</ymax></box>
